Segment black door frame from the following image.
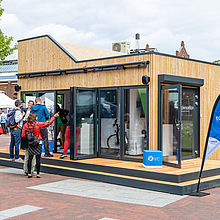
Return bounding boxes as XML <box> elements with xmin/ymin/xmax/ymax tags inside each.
<box><xmin>161</xmin><ymin>84</ymin><xmax>182</xmax><ymax>168</ymax></box>
<box><xmin>21</xmin><ymin>90</ymin><xmax>57</xmax><ymax>151</ymax></box>
<box><xmin>70</xmin><ymin>87</ymin><xmax>98</xmax><ymax>160</ymax></box>
<box><xmin>121</xmin><ymin>85</ymin><xmax>149</xmax><ymax>161</ymax></box>
<box><xmin>181</xmin><ymin>87</ymin><xmax>199</xmax><ymax>160</ymax></box>
<box><xmin>21</xmin><ymin>85</ymin><xmax>149</xmax><ymax>162</ymax></box>
<box><xmin>158</xmin><ymin>74</ymin><xmax>204</xmax><ymax>167</ymax></box>
<box><xmin>97</xmin><ymin>85</ymin><xmax>149</xmax><ymax>161</ymax></box>
<box><xmin>55</xmin><ymin>89</ymin><xmax>71</xmax><ymax>153</ymax></box>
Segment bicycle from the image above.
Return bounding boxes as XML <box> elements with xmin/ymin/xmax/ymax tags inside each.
<box><xmin>107</xmin><ymin>118</ymin><xmax>129</xmax><ymax>150</ymax></box>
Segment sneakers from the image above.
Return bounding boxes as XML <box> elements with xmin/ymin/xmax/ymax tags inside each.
<box><xmin>15</xmin><ymin>157</ymin><xmax>23</xmax><ymax>162</ymax></box>
<box><xmin>44</xmin><ymin>153</ymin><xmax>53</xmax><ymax>157</ymax></box>
<box><xmin>60</xmin><ymin>154</ymin><xmax>67</xmax><ymax>159</ymax></box>
<box><xmin>9</xmin><ymin>158</ymin><xmax>15</xmax><ymax>161</ymax></box>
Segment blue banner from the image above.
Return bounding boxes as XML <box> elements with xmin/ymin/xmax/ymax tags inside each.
<box><xmin>205</xmin><ymin>95</ymin><xmax>220</xmax><ymax>161</ymax></box>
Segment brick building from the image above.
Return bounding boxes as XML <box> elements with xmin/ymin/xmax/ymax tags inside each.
<box><xmin>0</xmin><ymin>60</ymin><xmax>18</xmax><ymax>99</ymax></box>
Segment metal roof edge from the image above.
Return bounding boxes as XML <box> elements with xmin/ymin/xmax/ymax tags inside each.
<box><xmin>17</xmin><ymin>35</ymin><xmax>220</xmax><ymax>66</ymax></box>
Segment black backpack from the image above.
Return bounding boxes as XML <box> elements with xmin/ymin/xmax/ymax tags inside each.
<box><xmin>27</xmin><ymin>122</ymin><xmax>40</xmax><ymax>147</ymax></box>
<box><xmin>6</xmin><ymin>109</ymin><xmax>18</xmax><ymax>128</ymax></box>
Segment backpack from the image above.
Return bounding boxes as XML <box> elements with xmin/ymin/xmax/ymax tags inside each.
<box><xmin>27</xmin><ymin>122</ymin><xmax>40</xmax><ymax>147</ymax></box>
<box><xmin>6</xmin><ymin>109</ymin><xmax>18</xmax><ymax>128</ymax></box>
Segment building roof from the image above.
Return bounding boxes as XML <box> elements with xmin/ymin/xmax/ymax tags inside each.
<box><xmin>0</xmin><ymin>61</ymin><xmax>18</xmax><ymax>73</ymax></box>
<box><xmin>0</xmin><ymin>60</ymin><xmax>18</xmax><ymax>82</ymax></box>
<box><xmin>59</xmin><ymin>42</ymin><xmax>127</xmax><ymax>61</ymax></box>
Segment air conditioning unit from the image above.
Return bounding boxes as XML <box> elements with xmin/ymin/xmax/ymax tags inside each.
<box><xmin>112</xmin><ymin>42</ymin><xmax>130</xmax><ymax>54</ymax></box>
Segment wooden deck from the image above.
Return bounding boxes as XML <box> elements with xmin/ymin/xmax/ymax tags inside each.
<box><xmin>0</xmin><ymin>146</ymin><xmax>219</xmax><ymax>175</ymax></box>
<box><xmin>1</xmin><ymin>143</ymin><xmax>220</xmax><ymax>195</ymax></box>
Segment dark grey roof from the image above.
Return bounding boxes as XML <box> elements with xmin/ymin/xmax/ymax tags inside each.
<box><xmin>0</xmin><ymin>63</ymin><xmax>18</xmax><ymax>73</ymax></box>
<box><xmin>0</xmin><ymin>75</ymin><xmax>17</xmax><ymax>80</ymax></box>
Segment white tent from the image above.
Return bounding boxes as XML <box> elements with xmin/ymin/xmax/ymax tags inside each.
<box><xmin>0</xmin><ymin>91</ymin><xmax>15</xmax><ymax>109</ymax></box>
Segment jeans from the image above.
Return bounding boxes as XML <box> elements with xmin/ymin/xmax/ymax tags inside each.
<box><xmin>40</xmin><ymin>127</ymin><xmax>49</xmax><ymax>154</ymax></box>
<box><xmin>1</xmin><ymin>123</ymin><xmax>6</xmax><ymax>134</ymax></box>
<box><xmin>9</xmin><ymin>128</ymin><xmax>21</xmax><ymax>159</ymax></box>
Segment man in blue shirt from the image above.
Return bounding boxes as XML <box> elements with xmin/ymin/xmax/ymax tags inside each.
<box><xmin>31</xmin><ymin>97</ymin><xmax>53</xmax><ymax>157</ymax></box>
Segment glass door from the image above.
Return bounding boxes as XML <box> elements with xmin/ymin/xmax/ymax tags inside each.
<box><xmin>181</xmin><ymin>88</ymin><xmax>198</xmax><ymax>159</ymax></box>
<box><xmin>72</xmin><ymin>88</ymin><xmax>97</xmax><ymax>159</ymax></box>
<box><xmin>122</xmin><ymin>87</ymin><xmax>148</xmax><ymax>160</ymax></box>
<box><xmin>161</xmin><ymin>85</ymin><xmax>182</xmax><ymax>168</ymax></box>
<box><xmin>98</xmin><ymin>88</ymin><xmax>120</xmax><ymax>158</ymax></box>
<box><xmin>38</xmin><ymin>92</ymin><xmax>56</xmax><ymax>143</ymax></box>
<box><xmin>55</xmin><ymin>90</ymin><xmax>71</xmax><ymax>153</ymax></box>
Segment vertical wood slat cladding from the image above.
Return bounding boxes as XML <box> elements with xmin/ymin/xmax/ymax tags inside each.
<box><xmin>154</xmin><ymin>54</ymin><xmax>220</xmax><ymax>160</ymax></box>
<box><xmin>18</xmin><ymin>37</ymin><xmax>220</xmax><ymax>160</ymax></box>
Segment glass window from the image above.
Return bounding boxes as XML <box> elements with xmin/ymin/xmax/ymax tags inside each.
<box><xmin>38</xmin><ymin>92</ymin><xmax>55</xmax><ymax>142</ymax></box>
<box><xmin>100</xmin><ymin>89</ymin><xmax>120</xmax><ymax>157</ymax></box>
<box><xmin>123</xmin><ymin>88</ymin><xmax>147</xmax><ymax>158</ymax></box>
<box><xmin>75</xmin><ymin>89</ymin><xmax>96</xmax><ymax>157</ymax></box>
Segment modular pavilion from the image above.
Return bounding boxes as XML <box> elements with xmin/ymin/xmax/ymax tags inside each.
<box><xmin>0</xmin><ymin>35</ymin><xmax>220</xmax><ymax>195</ymax></box>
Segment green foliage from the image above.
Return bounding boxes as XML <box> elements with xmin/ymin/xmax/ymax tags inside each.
<box><xmin>0</xmin><ymin>0</ymin><xmax>3</xmax><ymax>17</ymax></box>
<box><xmin>213</xmin><ymin>60</ymin><xmax>220</xmax><ymax>64</ymax></box>
<box><xmin>0</xmin><ymin>0</ymin><xmax>18</xmax><ymax>64</ymax></box>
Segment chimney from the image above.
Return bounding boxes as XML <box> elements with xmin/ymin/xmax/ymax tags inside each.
<box><xmin>146</xmin><ymin>44</ymin><xmax>150</xmax><ymax>52</ymax></box>
<box><xmin>176</xmin><ymin>41</ymin><xmax>189</xmax><ymax>58</ymax></box>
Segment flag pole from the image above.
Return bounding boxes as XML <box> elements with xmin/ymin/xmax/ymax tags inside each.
<box><xmin>191</xmin><ymin>95</ymin><xmax>220</xmax><ymax>197</ymax></box>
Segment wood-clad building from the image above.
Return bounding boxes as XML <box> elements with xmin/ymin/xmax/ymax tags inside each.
<box><xmin>16</xmin><ymin>35</ymin><xmax>220</xmax><ymax>168</ymax></box>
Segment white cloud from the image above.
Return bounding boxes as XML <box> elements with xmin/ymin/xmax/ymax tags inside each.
<box><xmin>28</xmin><ymin>24</ymin><xmax>96</xmax><ymax>44</ymax></box>
<box><xmin>1</xmin><ymin>0</ymin><xmax>220</xmax><ymax>61</ymax></box>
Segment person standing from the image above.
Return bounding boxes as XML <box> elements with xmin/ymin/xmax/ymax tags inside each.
<box><xmin>22</xmin><ymin>100</ymin><xmax>36</xmax><ymax>175</ymax></box>
<box><xmin>60</xmin><ymin>117</ymin><xmax>81</xmax><ymax>159</ymax></box>
<box><xmin>22</xmin><ymin>112</ymin><xmax>59</xmax><ymax>178</ymax></box>
<box><xmin>9</xmin><ymin>100</ymin><xmax>23</xmax><ymax>161</ymax></box>
<box><xmin>0</xmin><ymin>112</ymin><xmax>2</xmax><ymax>135</ymax></box>
<box><xmin>0</xmin><ymin>111</ymin><xmax>7</xmax><ymax>134</ymax></box>
<box><xmin>56</xmin><ymin>105</ymin><xmax>68</xmax><ymax>149</ymax></box>
<box><xmin>30</xmin><ymin>97</ymin><xmax>53</xmax><ymax>157</ymax></box>
<box><xmin>23</xmin><ymin>100</ymin><xmax>35</xmax><ymax>123</ymax></box>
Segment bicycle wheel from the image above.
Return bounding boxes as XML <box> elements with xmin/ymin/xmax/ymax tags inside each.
<box><xmin>107</xmin><ymin>134</ymin><xmax>120</xmax><ymax>149</ymax></box>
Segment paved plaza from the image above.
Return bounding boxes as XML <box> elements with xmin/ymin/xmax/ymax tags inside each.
<box><xmin>0</xmin><ymin>165</ymin><xmax>219</xmax><ymax>219</ymax></box>
<box><xmin>0</xmin><ymin>134</ymin><xmax>220</xmax><ymax>219</ymax></box>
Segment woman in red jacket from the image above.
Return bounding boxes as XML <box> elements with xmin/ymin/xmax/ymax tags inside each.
<box><xmin>22</xmin><ymin>112</ymin><xmax>59</xmax><ymax>178</ymax></box>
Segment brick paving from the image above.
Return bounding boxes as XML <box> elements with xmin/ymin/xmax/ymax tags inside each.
<box><xmin>0</xmin><ymin>134</ymin><xmax>220</xmax><ymax>219</ymax></box>
<box><xmin>0</xmin><ymin>166</ymin><xmax>219</xmax><ymax>219</ymax></box>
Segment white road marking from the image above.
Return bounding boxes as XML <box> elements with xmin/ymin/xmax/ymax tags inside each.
<box><xmin>28</xmin><ymin>179</ymin><xmax>187</xmax><ymax>207</ymax></box>
<box><xmin>0</xmin><ymin>168</ymin><xmax>44</xmax><ymax>175</ymax></box>
<box><xmin>0</xmin><ymin>205</ymin><xmax>43</xmax><ymax>219</ymax></box>
<box><xmin>99</xmin><ymin>218</ymin><xmax>118</xmax><ymax>220</ymax></box>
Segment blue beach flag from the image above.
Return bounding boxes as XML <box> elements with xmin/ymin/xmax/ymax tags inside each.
<box><xmin>191</xmin><ymin>95</ymin><xmax>220</xmax><ymax>196</ymax></box>
<box><xmin>204</xmin><ymin>95</ymin><xmax>220</xmax><ymax>161</ymax></box>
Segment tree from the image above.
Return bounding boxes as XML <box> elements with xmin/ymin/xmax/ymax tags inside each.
<box><xmin>0</xmin><ymin>0</ymin><xmax>17</xmax><ymax>64</ymax></box>
<box><xmin>213</xmin><ymin>60</ymin><xmax>220</xmax><ymax>64</ymax></box>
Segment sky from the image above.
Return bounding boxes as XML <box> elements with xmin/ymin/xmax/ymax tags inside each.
<box><xmin>1</xmin><ymin>0</ymin><xmax>220</xmax><ymax>62</ymax></box>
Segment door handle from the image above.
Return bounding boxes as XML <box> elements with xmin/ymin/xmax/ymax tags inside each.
<box><xmin>176</xmin><ymin>123</ymin><xmax>181</xmax><ymax>130</ymax></box>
